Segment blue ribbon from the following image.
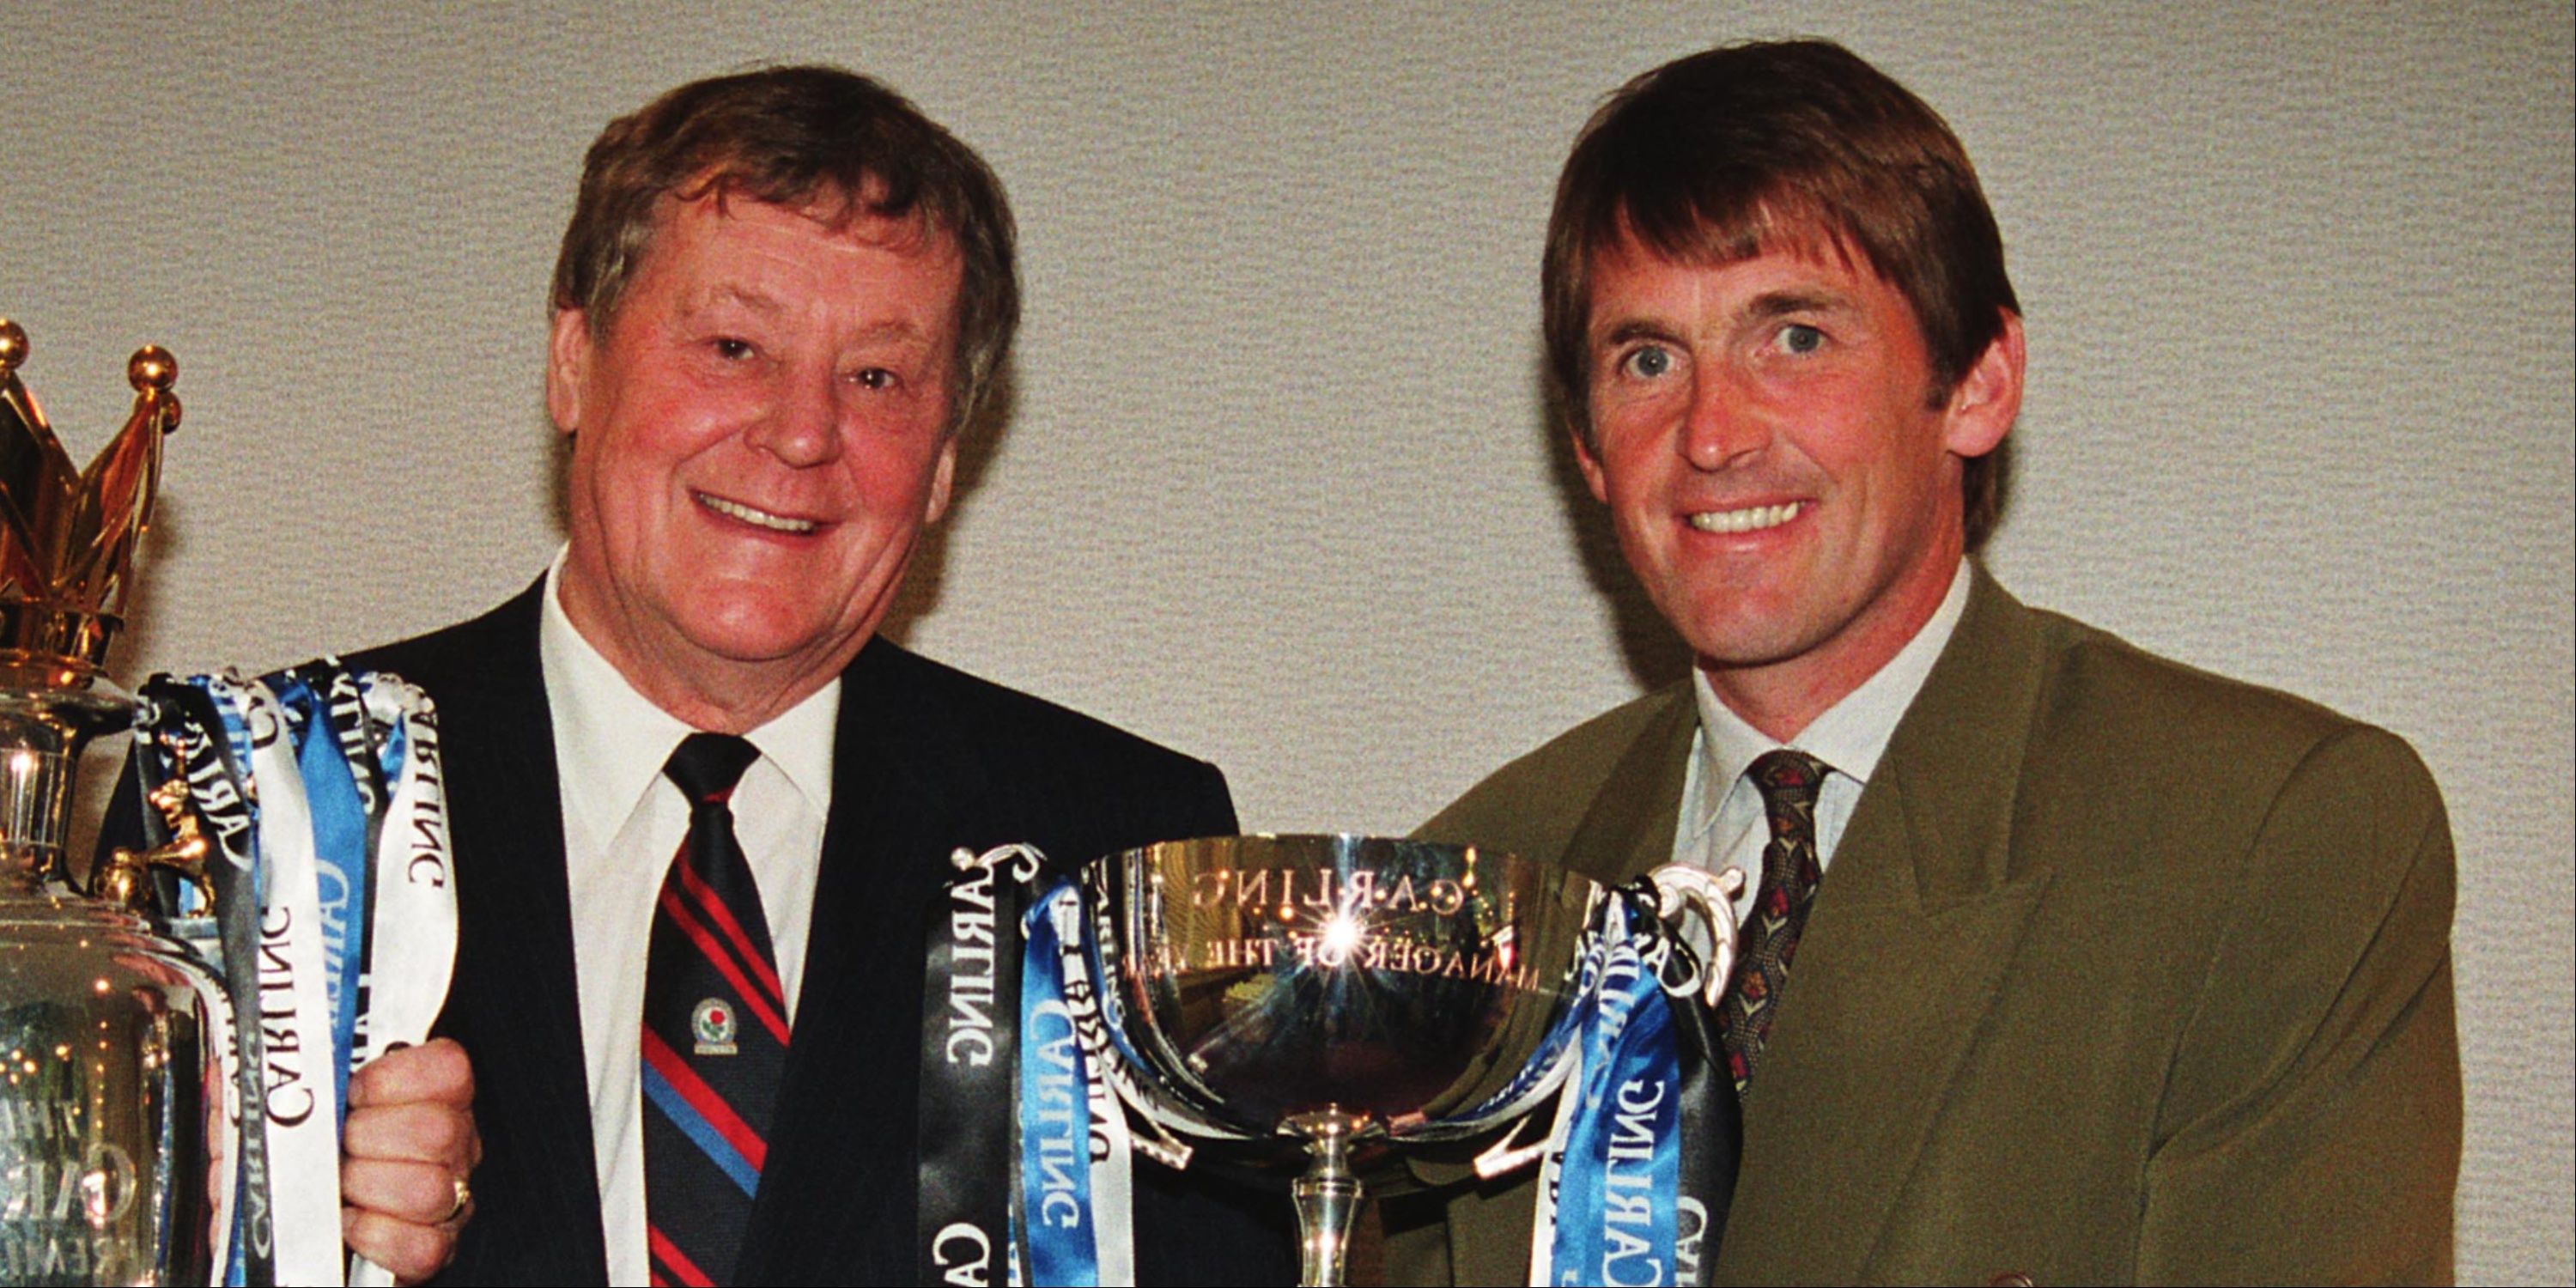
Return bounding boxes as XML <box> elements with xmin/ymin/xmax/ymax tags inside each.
<box><xmin>1550</xmin><ymin>902</ymin><xmax>1684</xmax><ymax>1287</ymax></box>
<box><xmin>273</xmin><ymin>672</ymin><xmax>372</xmax><ymax>1127</ymax></box>
<box><xmin>1455</xmin><ymin>912</ymin><xmax>1615</xmax><ymax>1127</ymax></box>
<box><xmin>1018</xmin><ymin>881</ymin><xmax>1101</xmax><ymax>1286</ymax></box>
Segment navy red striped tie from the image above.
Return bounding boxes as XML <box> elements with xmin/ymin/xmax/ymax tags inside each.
<box><xmin>642</xmin><ymin>733</ymin><xmax>785</xmax><ymax>1287</ymax></box>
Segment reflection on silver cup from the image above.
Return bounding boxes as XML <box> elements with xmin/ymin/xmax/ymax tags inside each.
<box><xmin>1086</xmin><ymin>835</ymin><xmax>1602</xmax><ymax>1286</ymax></box>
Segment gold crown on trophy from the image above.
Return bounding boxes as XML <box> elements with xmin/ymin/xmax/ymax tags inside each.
<box><xmin>0</xmin><ymin>317</ymin><xmax>180</xmax><ymax>687</ymax></box>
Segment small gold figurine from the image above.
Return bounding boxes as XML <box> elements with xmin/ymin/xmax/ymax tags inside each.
<box><xmin>94</xmin><ymin>773</ymin><xmax>216</xmax><ymax>911</ymax></box>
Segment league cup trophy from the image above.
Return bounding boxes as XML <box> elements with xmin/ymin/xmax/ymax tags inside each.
<box><xmin>1082</xmin><ymin>835</ymin><xmax>1741</xmax><ymax>1287</ymax></box>
<box><xmin>0</xmin><ymin>318</ymin><xmax>220</xmax><ymax>1286</ymax></box>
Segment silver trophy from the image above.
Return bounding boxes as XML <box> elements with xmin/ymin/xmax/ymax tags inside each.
<box><xmin>1083</xmin><ymin>834</ymin><xmax>1740</xmax><ymax>1286</ymax></box>
<box><xmin>0</xmin><ymin>319</ymin><xmax>222</xmax><ymax>1286</ymax></box>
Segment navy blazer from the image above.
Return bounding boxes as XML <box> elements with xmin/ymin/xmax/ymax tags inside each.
<box><xmin>330</xmin><ymin>583</ymin><xmax>1293</xmax><ymax>1284</ymax></box>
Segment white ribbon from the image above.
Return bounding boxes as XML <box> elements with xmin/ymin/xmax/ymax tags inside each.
<box><xmin>350</xmin><ymin>676</ymin><xmax>455</xmax><ymax>1066</ymax></box>
<box><xmin>220</xmin><ymin>674</ymin><xmax>345</xmax><ymax>1287</ymax></box>
<box><xmin>344</xmin><ymin>675</ymin><xmax>457</xmax><ymax>1288</ymax></box>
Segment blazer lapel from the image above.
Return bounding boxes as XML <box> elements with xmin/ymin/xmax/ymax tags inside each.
<box><xmin>1431</xmin><ymin>688</ymin><xmax>1698</xmax><ymax>1282</ymax></box>
<box><xmin>425</xmin><ymin>586</ymin><xmax>611</xmax><ymax>1282</ymax></box>
<box><xmin>1713</xmin><ymin>566</ymin><xmax>2055</xmax><ymax>1285</ymax></box>
<box><xmin>741</xmin><ymin>640</ymin><xmax>995</xmax><ymax>1281</ymax></box>
<box><xmin>1559</xmin><ymin>685</ymin><xmax>1698</xmax><ymax>884</ymax></box>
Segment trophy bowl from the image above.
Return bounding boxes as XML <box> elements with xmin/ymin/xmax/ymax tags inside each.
<box><xmin>1084</xmin><ymin>835</ymin><xmax>1602</xmax><ymax>1285</ymax></box>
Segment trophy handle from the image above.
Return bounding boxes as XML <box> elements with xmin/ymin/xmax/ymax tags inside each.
<box><xmin>1111</xmin><ymin>1084</ymin><xmax>1199</xmax><ymax>1170</ymax></box>
<box><xmin>1471</xmin><ymin>1115</ymin><xmax>1548</xmax><ymax>1180</ymax></box>
<box><xmin>94</xmin><ymin>775</ymin><xmax>214</xmax><ymax>912</ymax></box>
<box><xmin>1646</xmin><ymin>864</ymin><xmax>1746</xmax><ymax>1008</ymax></box>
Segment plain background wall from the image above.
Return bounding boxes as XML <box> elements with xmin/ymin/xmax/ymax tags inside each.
<box><xmin>5</xmin><ymin>3</ymin><xmax>2568</xmax><ymax>1281</ymax></box>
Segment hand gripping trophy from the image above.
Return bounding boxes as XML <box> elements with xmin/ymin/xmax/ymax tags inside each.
<box><xmin>0</xmin><ymin>316</ymin><xmax>222</xmax><ymax>1286</ymax></box>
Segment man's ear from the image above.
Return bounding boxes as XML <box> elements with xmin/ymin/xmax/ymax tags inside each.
<box><xmin>924</xmin><ymin>436</ymin><xmax>959</xmax><ymax>526</ymax></box>
<box><xmin>545</xmin><ymin>308</ymin><xmax>592</xmax><ymax>437</ymax></box>
<box><xmin>1941</xmin><ymin>310</ymin><xmax>2025</xmax><ymax>460</ymax></box>
<box><xmin>1570</xmin><ymin>420</ymin><xmax>1612</xmax><ymax>504</ymax></box>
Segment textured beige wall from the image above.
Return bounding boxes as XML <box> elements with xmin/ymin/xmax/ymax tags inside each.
<box><xmin>5</xmin><ymin>2</ymin><xmax>2568</xmax><ymax>1280</ymax></box>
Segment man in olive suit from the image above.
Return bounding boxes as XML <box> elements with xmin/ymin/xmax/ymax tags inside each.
<box><xmin>1384</xmin><ymin>40</ymin><xmax>2459</xmax><ymax>1285</ymax></box>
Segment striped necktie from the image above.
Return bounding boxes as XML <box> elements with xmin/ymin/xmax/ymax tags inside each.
<box><xmin>641</xmin><ymin>733</ymin><xmax>787</xmax><ymax>1287</ymax></box>
<box><xmin>1717</xmin><ymin>749</ymin><xmax>1830</xmax><ymax>1096</ymax></box>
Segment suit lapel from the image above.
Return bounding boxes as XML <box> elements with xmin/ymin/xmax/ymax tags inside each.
<box><xmin>428</xmin><ymin>586</ymin><xmax>611</xmax><ymax>1281</ymax></box>
<box><xmin>741</xmin><ymin>640</ymin><xmax>997</xmax><ymax>1281</ymax></box>
<box><xmin>1712</xmin><ymin>566</ymin><xmax>2055</xmax><ymax>1284</ymax></box>
<box><xmin>1559</xmin><ymin>685</ymin><xmax>1698</xmax><ymax>884</ymax></box>
<box><xmin>1435</xmin><ymin>689</ymin><xmax>1698</xmax><ymax>1283</ymax></box>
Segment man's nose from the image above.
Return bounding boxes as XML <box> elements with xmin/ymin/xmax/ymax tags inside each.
<box><xmin>1679</xmin><ymin>375</ymin><xmax>1767</xmax><ymax>471</ymax></box>
<box><xmin>745</xmin><ymin>366</ymin><xmax>846</xmax><ymax>467</ymax></box>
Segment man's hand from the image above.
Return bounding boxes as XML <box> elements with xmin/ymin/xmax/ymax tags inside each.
<box><xmin>341</xmin><ymin>1038</ymin><xmax>480</xmax><ymax>1284</ymax></box>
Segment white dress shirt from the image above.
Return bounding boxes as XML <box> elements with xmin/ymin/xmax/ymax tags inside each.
<box><xmin>1673</xmin><ymin>560</ymin><xmax>1972</xmax><ymax>924</ymax></box>
<box><xmin>538</xmin><ymin>556</ymin><xmax>837</xmax><ymax>1285</ymax></box>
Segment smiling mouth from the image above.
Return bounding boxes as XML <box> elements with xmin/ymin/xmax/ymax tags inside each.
<box><xmin>1687</xmin><ymin>501</ymin><xmax>1806</xmax><ymax>535</ymax></box>
<box><xmin>696</xmin><ymin>491</ymin><xmax>821</xmax><ymax>535</ymax></box>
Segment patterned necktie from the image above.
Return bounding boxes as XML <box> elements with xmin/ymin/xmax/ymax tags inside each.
<box><xmin>641</xmin><ymin>733</ymin><xmax>786</xmax><ymax>1287</ymax></box>
<box><xmin>1717</xmin><ymin>749</ymin><xmax>1831</xmax><ymax>1096</ymax></box>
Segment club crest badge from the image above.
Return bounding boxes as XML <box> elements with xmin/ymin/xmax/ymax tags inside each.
<box><xmin>692</xmin><ymin>997</ymin><xmax>738</xmax><ymax>1056</ymax></box>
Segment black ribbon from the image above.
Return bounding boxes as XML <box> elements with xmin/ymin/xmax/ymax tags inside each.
<box><xmin>1664</xmin><ymin>962</ymin><xmax>1741</xmax><ymax>1284</ymax></box>
<box><xmin>918</xmin><ymin>853</ymin><xmax>1031</xmax><ymax>1286</ymax></box>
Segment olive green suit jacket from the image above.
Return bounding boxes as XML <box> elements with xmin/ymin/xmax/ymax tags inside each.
<box><xmin>1388</xmin><ymin>568</ymin><xmax>2459</xmax><ymax>1285</ymax></box>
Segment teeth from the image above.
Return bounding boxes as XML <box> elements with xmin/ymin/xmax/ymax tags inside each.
<box><xmin>1688</xmin><ymin>501</ymin><xmax>1804</xmax><ymax>534</ymax></box>
<box><xmin>699</xmin><ymin>493</ymin><xmax>818</xmax><ymax>534</ymax></box>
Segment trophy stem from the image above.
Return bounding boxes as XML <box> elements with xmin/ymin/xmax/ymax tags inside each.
<box><xmin>1286</xmin><ymin>1109</ymin><xmax>1365</xmax><ymax>1288</ymax></box>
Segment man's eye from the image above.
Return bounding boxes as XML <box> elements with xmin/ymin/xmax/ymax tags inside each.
<box><xmin>852</xmin><ymin>367</ymin><xmax>896</xmax><ymax>391</ymax></box>
<box><xmin>1622</xmin><ymin>345</ymin><xmax>1676</xmax><ymax>379</ymax></box>
<box><xmin>1775</xmin><ymin>325</ymin><xmax>1824</xmax><ymax>355</ymax></box>
<box><xmin>712</xmin><ymin>337</ymin><xmax>755</xmax><ymax>361</ymax></box>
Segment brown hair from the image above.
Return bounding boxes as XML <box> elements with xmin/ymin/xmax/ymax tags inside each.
<box><xmin>551</xmin><ymin>64</ymin><xmax>1018</xmax><ymax>434</ymax></box>
<box><xmin>1544</xmin><ymin>39</ymin><xmax>2019</xmax><ymax>550</ymax></box>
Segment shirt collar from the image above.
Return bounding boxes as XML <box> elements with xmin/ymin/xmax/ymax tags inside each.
<box><xmin>538</xmin><ymin>549</ymin><xmax>839</xmax><ymax>843</ymax></box>
<box><xmin>751</xmin><ymin>666</ymin><xmax>839</xmax><ymax>817</ymax></box>
<box><xmin>1686</xmin><ymin>557</ymin><xmax>1975</xmax><ymax>826</ymax></box>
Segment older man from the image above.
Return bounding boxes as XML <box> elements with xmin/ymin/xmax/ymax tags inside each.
<box><xmin>346</xmin><ymin>67</ymin><xmax>1283</xmax><ymax>1284</ymax></box>
<box><xmin>1386</xmin><ymin>40</ymin><xmax>2460</xmax><ymax>1285</ymax></box>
